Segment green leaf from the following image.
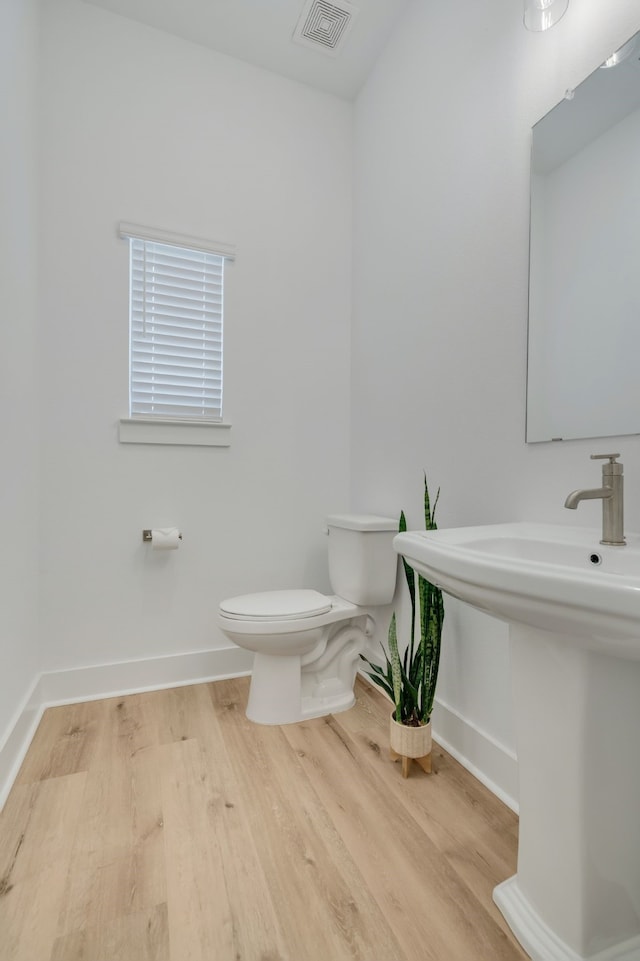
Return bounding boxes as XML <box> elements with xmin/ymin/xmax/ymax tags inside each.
<box><xmin>364</xmin><ymin>673</ymin><xmax>395</xmax><ymax>701</ymax></box>
<box><xmin>387</xmin><ymin>613</ymin><xmax>403</xmax><ymax>722</ymax></box>
<box><xmin>424</xmin><ymin>471</ymin><xmax>440</xmax><ymax>532</ymax></box>
<box><xmin>399</xmin><ymin>511</ymin><xmax>417</xmax><ymax>667</ymax></box>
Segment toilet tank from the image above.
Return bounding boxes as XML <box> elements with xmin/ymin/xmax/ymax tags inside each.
<box><xmin>326</xmin><ymin>514</ymin><xmax>399</xmax><ymax>606</ymax></box>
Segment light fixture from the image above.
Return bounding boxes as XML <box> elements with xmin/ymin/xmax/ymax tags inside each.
<box><xmin>601</xmin><ymin>36</ymin><xmax>638</xmax><ymax>68</ymax></box>
<box><xmin>524</xmin><ymin>0</ymin><xmax>569</xmax><ymax>32</ymax></box>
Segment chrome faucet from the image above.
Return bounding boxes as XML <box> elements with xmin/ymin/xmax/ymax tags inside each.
<box><xmin>564</xmin><ymin>453</ymin><xmax>625</xmax><ymax>546</ymax></box>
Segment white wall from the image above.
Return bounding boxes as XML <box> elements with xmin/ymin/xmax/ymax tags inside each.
<box><xmin>0</xmin><ymin>0</ymin><xmax>40</xmax><ymax>741</ymax></box>
<box><xmin>37</xmin><ymin>0</ymin><xmax>353</xmax><ymax>672</ymax></box>
<box><xmin>352</xmin><ymin>0</ymin><xmax>640</xmax><ymax>799</ymax></box>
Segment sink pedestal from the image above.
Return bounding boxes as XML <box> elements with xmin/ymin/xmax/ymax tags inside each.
<box><xmin>495</xmin><ymin>624</ymin><xmax>640</xmax><ymax>961</ymax></box>
<box><xmin>393</xmin><ymin>522</ymin><xmax>640</xmax><ymax>960</ymax></box>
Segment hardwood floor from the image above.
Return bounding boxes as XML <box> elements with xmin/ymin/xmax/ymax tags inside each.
<box><xmin>0</xmin><ymin>677</ymin><xmax>527</xmax><ymax>961</ymax></box>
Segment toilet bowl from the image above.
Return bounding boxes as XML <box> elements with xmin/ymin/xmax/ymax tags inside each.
<box><xmin>218</xmin><ymin>514</ymin><xmax>398</xmax><ymax>724</ymax></box>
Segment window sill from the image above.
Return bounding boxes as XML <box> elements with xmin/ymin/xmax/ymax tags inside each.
<box><xmin>118</xmin><ymin>418</ymin><xmax>231</xmax><ymax>447</ymax></box>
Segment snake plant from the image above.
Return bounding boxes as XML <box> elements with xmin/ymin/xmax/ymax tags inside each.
<box><xmin>360</xmin><ymin>474</ymin><xmax>444</xmax><ymax>726</ymax></box>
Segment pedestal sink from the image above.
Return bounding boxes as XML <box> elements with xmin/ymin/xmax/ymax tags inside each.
<box><xmin>394</xmin><ymin>522</ymin><xmax>640</xmax><ymax>961</ymax></box>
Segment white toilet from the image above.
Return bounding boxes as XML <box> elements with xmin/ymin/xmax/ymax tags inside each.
<box><xmin>218</xmin><ymin>514</ymin><xmax>398</xmax><ymax>724</ymax></box>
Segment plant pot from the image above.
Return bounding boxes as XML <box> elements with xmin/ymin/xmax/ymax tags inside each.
<box><xmin>389</xmin><ymin>713</ymin><xmax>432</xmax><ymax>777</ymax></box>
<box><xmin>389</xmin><ymin>714</ymin><xmax>432</xmax><ymax>757</ymax></box>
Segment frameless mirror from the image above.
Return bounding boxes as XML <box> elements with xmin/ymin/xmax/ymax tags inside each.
<box><xmin>526</xmin><ymin>31</ymin><xmax>640</xmax><ymax>443</ymax></box>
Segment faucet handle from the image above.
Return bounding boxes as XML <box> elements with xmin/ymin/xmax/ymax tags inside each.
<box><xmin>591</xmin><ymin>453</ymin><xmax>621</xmax><ymax>463</ymax></box>
<box><xmin>591</xmin><ymin>453</ymin><xmax>623</xmax><ymax>477</ymax></box>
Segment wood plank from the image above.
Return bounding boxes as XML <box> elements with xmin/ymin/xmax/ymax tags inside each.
<box><xmin>337</xmin><ymin>680</ymin><xmax>525</xmax><ymax>949</ymax></box>
<box><xmin>55</xmin><ymin>745</ymin><xmax>166</xmax><ymax>937</ymax></box>
<box><xmin>150</xmin><ymin>683</ymin><xmax>215</xmax><ymax>746</ymax></box>
<box><xmin>54</xmin><ymin>691</ymin><xmax>165</xmax><ymax>938</ymax></box>
<box><xmin>282</xmin><ymin>708</ymin><xmax>527</xmax><ymax>961</ymax></box>
<box><xmin>0</xmin><ymin>773</ymin><xmax>87</xmax><ymax>961</ymax></box>
<box><xmin>89</xmin><ymin>690</ymin><xmax>161</xmax><ymax>765</ymax></box>
<box><xmin>15</xmin><ymin>700</ymin><xmax>105</xmax><ymax>784</ymax></box>
<box><xmin>156</xmin><ymin>683</ymin><xmax>290</xmax><ymax>961</ymax></box>
<box><xmin>49</xmin><ymin>903</ymin><xmax>169</xmax><ymax>961</ymax></box>
<box><xmin>208</xmin><ymin>677</ymin><xmax>410</xmax><ymax>961</ymax></box>
<box><xmin>159</xmin><ymin>736</ymin><xmax>240</xmax><ymax>960</ymax></box>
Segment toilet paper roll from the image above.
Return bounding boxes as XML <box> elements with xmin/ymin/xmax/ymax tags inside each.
<box><xmin>151</xmin><ymin>528</ymin><xmax>181</xmax><ymax>551</ymax></box>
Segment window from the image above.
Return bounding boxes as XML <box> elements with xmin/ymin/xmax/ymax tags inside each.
<box><xmin>118</xmin><ymin>223</ymin><xmax>235</xmax><ymax>446</ymax></box>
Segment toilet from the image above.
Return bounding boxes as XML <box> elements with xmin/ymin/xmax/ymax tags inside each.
<box><xmin>218</xmin><ymin>514</ymin><xmax>398</xmax><ymax>724</ymax></box>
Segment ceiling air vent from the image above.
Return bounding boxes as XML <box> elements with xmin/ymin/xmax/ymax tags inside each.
<box><xmin>292</xmin><ymin>0</ymin><xmax>358</xmax><ymax>57</ymax></box>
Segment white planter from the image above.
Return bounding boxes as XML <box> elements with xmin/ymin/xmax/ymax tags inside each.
<box><xmin>389</xmin><ymin>714</ymin><xmax>432</xmax><ymax>777</ymax></box>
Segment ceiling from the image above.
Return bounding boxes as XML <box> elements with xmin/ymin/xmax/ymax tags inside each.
<box><xmin>83</xmin><ymin>0</ymin><xmax>411</xmax><ymax>100</ymax></box>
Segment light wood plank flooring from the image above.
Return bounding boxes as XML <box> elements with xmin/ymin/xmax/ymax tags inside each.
<box><xmin>0</xmin><ymin>677</ymin><xmax>527</xmax><ymax>961</ymax></box>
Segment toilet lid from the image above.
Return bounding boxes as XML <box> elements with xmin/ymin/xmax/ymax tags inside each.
<box><xmin>219</xmin><ymin>589</ymin><xmax>332</xmax><ymax>621</ymax></box>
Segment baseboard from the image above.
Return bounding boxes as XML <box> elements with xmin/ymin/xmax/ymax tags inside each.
<box><xmin>357</xmin><ymin>671</ymin><xmax>519</xmax><ymax>812</ymax></box>
<box><xmin>431</xmin><ymin>696</ymin><xmax>519</xmax><ymax>812</ymax></box>
<box><xmin>0</xmin><ymin>645</ymin><xmax>253</xmax><ymax>810</ymax></box>
<box><xmin>431</xmin><ymin>698</ymin><xmax>519</xmax><ymax>814</ymax></box>
<box><xmin>39</xmin><ymin>646</ymin><xmax>253</xmax><ymax>706</ymax></box>
<box><xmin>0</xmin><ymin>674</ymin><xmax>46</xmax><ymax>811</ymax></box>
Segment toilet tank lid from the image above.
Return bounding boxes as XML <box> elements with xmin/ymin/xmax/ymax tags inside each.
<box><xmin>326</xmin><ymin>513</ymin><xmax>398</xmax><ymax>532</ymax></box>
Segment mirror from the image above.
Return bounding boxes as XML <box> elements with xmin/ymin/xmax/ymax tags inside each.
<box><xmin>526</xmin><ymin>31</ymin><xmax>640</xmax><ymax>443</ymax></box>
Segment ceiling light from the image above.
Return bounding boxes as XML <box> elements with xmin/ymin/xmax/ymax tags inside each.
<box><xmin>524</xmin><ymin>0</ymin><xmax>569</xmax><ymax>32</ymax></box>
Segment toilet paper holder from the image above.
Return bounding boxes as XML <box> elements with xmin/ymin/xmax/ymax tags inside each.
<box><xmin>142</xmin><ymin>529</ymin><xmax>183</xmax><ymax>542</ymax></box>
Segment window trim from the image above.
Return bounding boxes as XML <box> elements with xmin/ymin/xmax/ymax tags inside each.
<box><xmin>119</xmin><ymin>222</ymin><xmax>236</xmax><ymax>261</ymax></box>
<box><xmin>118</xmin><ymin>417</ymin><xmax>231</xmax><ymax>447</ymax></box>
<box><xmin>118</xmin><ymin>222</ymin><xmax>235</xmax><ymax>446</ymax></box>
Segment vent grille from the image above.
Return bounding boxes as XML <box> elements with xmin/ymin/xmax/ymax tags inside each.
<box><xmin>292</xmin><ymin>0</ymin><xmax>358</xmax><ymax>56</ymax></box>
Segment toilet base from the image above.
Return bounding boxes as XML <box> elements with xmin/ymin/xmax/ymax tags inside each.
<box><xmin>246</xmin><ymin>652</ymin><xmax>302</xmax><ymax>725</ymax></box>
<box><xmin>246</xmin><ymin>652</ymin><xmax>357</xmax><ymax>725</ymax></box>
<box><xmin>244</xmin><ymin>620</ymin><xmax>367</xmax><ymax>725</ymax></box>
<box><xmin>300</xmin><ymin>687</ymin><xmax>355</xmax><ymax>722</ymax></box>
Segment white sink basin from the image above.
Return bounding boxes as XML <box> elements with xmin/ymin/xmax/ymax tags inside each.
<box><xmin>394</xmin><ymin>521</ymin><xmax>640</xmax><ymax>656</ymax></box>
<box><xmin>394</xmin><ymin>521</ymin><xmax>640</xmax><ymax>961</ymax></box>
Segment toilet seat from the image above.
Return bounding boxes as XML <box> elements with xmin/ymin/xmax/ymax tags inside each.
<box><xmin>219</xmin><ymin>589</ymin><xmax>332</xmax><ymax>622</ymax></box>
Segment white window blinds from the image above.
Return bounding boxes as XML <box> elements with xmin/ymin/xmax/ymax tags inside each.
<box><xmin>125</xmin><ymin>230</ymin><xmax>231</xmax><ymax>422</ymax></box>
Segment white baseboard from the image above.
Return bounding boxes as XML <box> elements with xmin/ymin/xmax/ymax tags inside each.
<box><xmin>431</xmin><ymin>696</ymin><xmax>519</xmax><ymax>813</ymax></box>
<box><xmin>0</xmin><ymin>645</ymin><xmax>253</xmax><ymax>810</ymax></box>
<box><xmin>0</xmin><ymin>674</ymin><xmax>46</xmax><ymax>811</ymax></box>
<box><xmin>357</xmin><ymin>671</ymin><xmax>519</xmax><ymax>812</ymax></box>
<box><xmin>39</xmin><ymin>646</ymin><xmax>253</xmax><ymax>706</ymax></box>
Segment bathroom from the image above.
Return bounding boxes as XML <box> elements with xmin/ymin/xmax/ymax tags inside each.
<box><xmin>2</xmin><ymin>0</ymin><xmax>640</xmax><ymax>956</ymax></box>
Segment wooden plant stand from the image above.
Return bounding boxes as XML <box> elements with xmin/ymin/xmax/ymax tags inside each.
<box><xmin>390</xmin><ymin>746</ymin><xmax>432</xmax><ymax>778</ymax></box>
